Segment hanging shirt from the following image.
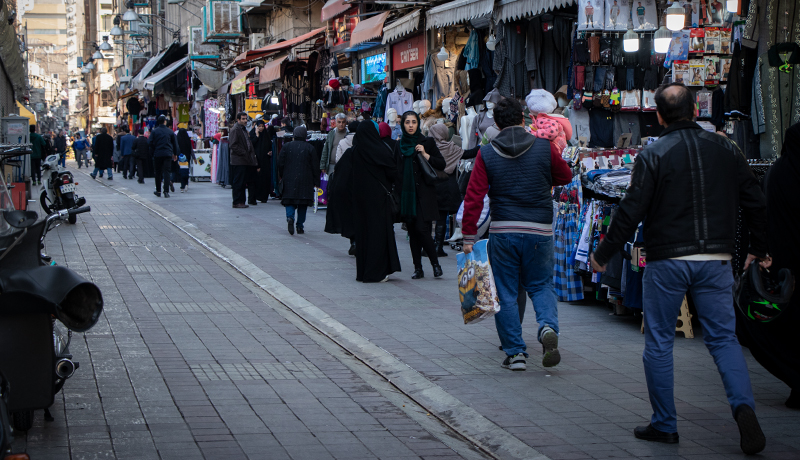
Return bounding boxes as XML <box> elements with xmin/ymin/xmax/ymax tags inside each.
<box><xmin>384</xmin><ymin>89</ymin><xmax>414</xmax><ymax>120</ymax></box>
<box><xmin>752</xmin><ymin>43</ymin><xmax>800</xmax><ymax>157</ymax></box>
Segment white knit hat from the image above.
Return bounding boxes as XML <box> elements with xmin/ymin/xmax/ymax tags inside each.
<box><xmin>525</xmin><ymin>89</ymin><xmax>557</xmax><ymax>114</ymax></box>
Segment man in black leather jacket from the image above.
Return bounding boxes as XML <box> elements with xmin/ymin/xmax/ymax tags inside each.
<box><xmin>591</xmin><ymin>83</ymin><xmax>770</xmax><ymax>455</ymax></box>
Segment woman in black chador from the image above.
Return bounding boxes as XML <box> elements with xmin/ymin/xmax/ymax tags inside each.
<box><xmin>250</xmin><ymin>119</ymin><xmax>274</xmax><ymax>202</ymax></box>
<box><xmin>351</xmin><ymin>121</ymin><xmax>401</xmax><ymax>282</ymax></box>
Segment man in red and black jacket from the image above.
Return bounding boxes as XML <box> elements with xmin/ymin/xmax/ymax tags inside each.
<box><xmin>462</xmin><ymin>97</ymin><xmax>572</xmax><ymax>372</ymax></box>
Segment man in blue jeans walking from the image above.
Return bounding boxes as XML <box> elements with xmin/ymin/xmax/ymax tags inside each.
<box><xmin>277</xmin><ymin>126</ymin><xmax>317</xmax><ymax>235</ymax></box>
<box><xmin>462</xmin><ymin>97</ymin><xmax>572</xmax><ymax>371</ymax></box>
<box><xmin>591</xmin><ymin>83</ymin><xmax>769</xmax><ymax>454</ymax></box>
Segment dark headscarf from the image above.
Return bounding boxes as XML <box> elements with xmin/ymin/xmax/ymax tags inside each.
<box><xmin>348</xmin><ymin>120</ymin><xmax>360</xmax><ymax>134</ymax></box>
<box><xmin>378</xmin><ymin>122</ymin><xmax>392</xmax><ymax>138</ymax></box>
<box><xmin>399</xmin><ymin>111</ymin><xmax>425</xmax><ymax>217</ymax></box>
<box><xmin>293</xmin><ymin>126</ymin><xmax>307</xmax><ymax>140</ymax></box>
<box><xmin>177</xmin><ymin>128</ymin><xmax>192</xmax><ymax>157</ymax></box>
<box><xmin>353</xmin><ymin>120</ymin><xmax>390</xmax><ymax>156</ymax></box>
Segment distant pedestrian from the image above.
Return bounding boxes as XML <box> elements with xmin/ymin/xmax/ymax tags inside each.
<box><xmin>119</xmin><ymin>126</ymin><xmax>136</xmax><ymax>179</ymax></box>
<box><xmin>250</xmin><ymin>119</ymin><xmax>274</xmax><ymax>202</ymax></box>
<box><xmin>132</xmin><ymin>130</ymin><xmax>149</xmax><ymax>184</ymax></box>
<box><xmin>591</xmin><ymin>83</ymin><xmax>769</xmax><ymax>454</ymax></box>
<box><xmin>228</xmin><ymin>112</ymin><xmax>258</xmax><ymax>208</ymax></box>
<box><xmin>113</xmin><ymin>129</ymin><xmax>123</xmax><ymax>172</ymax></box>
<box><xmin>54</xmin><ymin>130</ymin><xmax>67</xmax><ymax>167</ymax></box>
<box><xmin>176</xmin><ymin>127</ymin><xmax>195</xmax><ymax>192</ymax></box>
<box><xmin>29</xmin><ymin>125</ymin><xmax>46</xmax><ymax>186</ymax></box>
<box><xmin>277</xmin><ymin>126</ymin><xmax>316</xmax><ymax>235</ymax></box>
<box><xmin>320</xmin><ymin>113</ymin><xmax>347</xmax><ymax>176</ymax></box>
<box><xmin>90</xmin><ymin>128</ymin><xmax>114</xmax><ymax>180</ymax></box>
<box><xmin>148</xmin><ymin>115</ymin><xmax>179</xmax><ymax>197</ymax></box>
<box><xmin>73</xmin><ymin>133</ymin><xmax>89</xmax><ymax>168</ymax></box>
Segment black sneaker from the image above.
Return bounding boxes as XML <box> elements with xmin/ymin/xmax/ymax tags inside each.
<box><xmin>501</xmin><ymin>353</ymin><xmax>526</xmax><ymax>371</ymax></box>
<box><xmin>170</xmin><ymin>183</ymin><xmax>175</xmax><ymax>192</ymax></box>
<box><xmin>287</xmin><ymin>218</ymin><xmax>295</xmax><ymax>235</ymax></box>
<box><xmin>296</xmin><ymin>228</ymin><xmax>304</xmax><ymax>234</ymax></box>
<box><xmin>541</xmin><ymin>327</ymin><xmax>561</xmax><ymax>367</ymax></box>
<box><xmin>154</xmin><ymin>191</ymin><xmax>161</xmax><ymax>197</ymax></box>
<box><xmin>163</xmin><ymin>192</ymin><xmax>169</xmax><ymax>198</ymax></box>
<box><xmin>634</xmin><ymin>424</ymin><xmax>679</xmax><ymax>444</ymax></box>
<box><xmin>735</xmin><ymin>405</ymin><xmax>766</xmax><ymax>455</ymax></box>
<box><xmin>348</xmin><ymin>243</ymin><xmax>356</xmax><ymax>256</ymax></box>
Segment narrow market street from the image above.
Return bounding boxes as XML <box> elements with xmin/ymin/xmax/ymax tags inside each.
<box><xmin>9</xmin><ymin>162</ymin><xmax>799</xmax><ymax>460</ymax></box>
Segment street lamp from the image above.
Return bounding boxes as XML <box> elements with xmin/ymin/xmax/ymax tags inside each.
<box><xmin>122</xmin><ymin>1</ymin><xmax>140</xmax><ymax>22</ymax></box>
<box><xmin>665</xmin><ymin>1</ymin><xmax>685</xmax><ymax>31</ymax></box>
<box><xmin>85</xmin><ymin>59</ymin><xmax>95</xmax><ymax>70</ymax></box>
<box><xmin>99</xmin><ymin>36</ymin><xmax>112</xmax><ymax>51</ymax></box>
<box><xmin>110</xmin><ymin>15</ymin><xmax>123</xmax><ymax>36</ymax></box>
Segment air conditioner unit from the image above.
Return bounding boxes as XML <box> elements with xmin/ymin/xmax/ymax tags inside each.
<box><xmin>249</xmin><ymin>33</ymin><xmax>266</xmax><ymax>50</ymax></box>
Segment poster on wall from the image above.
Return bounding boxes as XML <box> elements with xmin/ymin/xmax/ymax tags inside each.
<box><xmin>681</xmin><ymin>1</ymin><xmax>700</xmax><ymax>28</ymax></box>
<box><xmin>704</xmin><ymin>56</ymin><xmax>719</xmax><ymax>84</ymax></box>
<box><xmin>631</xmin><ymin>0</ymin><xmax>657</xmax><ymax>31</ymax></box>
<box><xmin>719</xmin><ymin>57</ymin><xmax>731</xmax><ymax>81</ymax></box>
<box><xmin>666</xmin><ymin>30</ymin><xmax>690</xmax><ymax>63</ymax></box>
<box><xmin>688</xmin><ymin>59</ymin><xmax>705</xmax><ymax>86</ymax></box>
<box><xmin>719</xmin><ymin>28</ymin><xmax>732</xmax><ymax>54</ymax></box>
<box><xmin>689</xmin><ymin>28</ymin><xmax>704</xmax><ymax>53</ymax></box>
<box><xmin>672</xmin><ymin>61</ymin><xmax>690</xmax><ymax>84</ymax></box>
<box><xmin>578</xmin><ymin>0</ymin><xmax>605</xmax><ymax>31</ymax></box>
<box><xmin>704</xmin><ymin>0</ymin><xmax>726</xmax><ymax>26</ymax></box>
<box><xmin>704</xmin><ymin>28</ymin><xmax>720</xmax><ymax>53</ymax></box>
<box><xmin>332</xmin><ymin>8</ymin><xmax>359</xmax><ymax>47</ymax></box>
<box><xmin>605</xmin><ymin>0</ymin><xmax>625</xmax><ymax>31</ymax></box>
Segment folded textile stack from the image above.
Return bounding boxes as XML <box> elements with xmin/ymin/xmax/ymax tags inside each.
<box><xmin>581</xmin><ymin>168</ymin><xmax>632</xmax><ymax>198</ymax></box>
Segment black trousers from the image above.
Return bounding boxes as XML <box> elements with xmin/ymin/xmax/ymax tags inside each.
<box><xmin>153</xmin><ymin>157</ymin><xmax>171</xmax><ymax>193</ymax></box>
<box><xmin>408</xmin><ymin>214</ymin><xmax>438</xmax><ymax>269</ymax></box>
<box><xmin>136</xmin><ymin>158</ymin><xmax>146</xmax><ymax>180</ymax></box>
<box><xmin>31</xmin><ymin>158</ymin><xmax>42</xmax><ymax>182</ymax></box>
<box><xmin>231</xmin><ymin>165</ymin><xmax>256</xmax><ymax>205</ymax></box>
<box><xmin>122</xmin><ymin>156</ymin><xmax>135</xmax><ymax>178</ymax></box>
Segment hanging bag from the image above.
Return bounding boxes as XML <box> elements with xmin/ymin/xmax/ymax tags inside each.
<box><xmin>417</xmin><ymin>152</ymin><xmax>449</xmax><ymax>185</ymax></box>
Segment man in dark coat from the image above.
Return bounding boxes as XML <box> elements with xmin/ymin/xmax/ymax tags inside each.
<box><xmin>277</xmin><ymin>126</ymin><xmax>316</xmax><ymax>235</ymax></box>
<box><xmin>148</xmin><ymin>115</ymin><xmax>179</xmax><ymax>197</ymax></box>
<box><xmin>229</xmin><ymin>112</ymin><xmax>258</xmax><ymax>208</ymax></box>
<box><xmin>90</xmin><ymin>127</ymin><xmax>114</xmax><ymax>180</ymax></box>
<box><xmin>132</xmin><ymin>131</ymin><xmax>150</xmax><ymax>184</ymax></box>
<box><xmin>249</xmin><ymin>119</ymin><xmax>274</xmax><ymax>202</ymax></box>
<box><xmin>54</xmin><ymin>130</ymin><xmax>67</xmax><ymax>166</ymax></box>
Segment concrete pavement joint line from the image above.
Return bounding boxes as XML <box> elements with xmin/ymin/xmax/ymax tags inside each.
<box><xmin>78</xmin><ymin>171</ymin><xmax>550</xmax><ymax>460</ymax></box>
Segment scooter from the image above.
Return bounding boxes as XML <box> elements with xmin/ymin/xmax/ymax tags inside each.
<box><xmin>0</xmin><ymin>150</ymin><xmax>103</xmax><ymax>441</ymax></box>
<box><xmin>39</xmin><ymin>154</ymin><xmax>86</xmax><ymax>224</ymax></box>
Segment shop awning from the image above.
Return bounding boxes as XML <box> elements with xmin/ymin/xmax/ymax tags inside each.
<box><xmin>426</xmin><ymin>0</ymin><xmax>493</xmax><ymax>29</ymax></box>
<box><xmin>260</xmin><ymin>56</ymin><xmax>287</xmax><ymax>84</ymax></box>
<box><xmin>494</xmin><ymin>0</ymin><xmax>575</xmax><ymax>23</ymax></box>
<box><xmin>230</xmin><ymin>27</ymin><xmax>326</xmax><ymax>67</ymax></box>
<box><xmin>16</xmin><ymin>102</ymin><xmax>36</xmax><ymax>125</ymax></box>
<box><xmin>140</xmin><ymin>57</ymin><xmax>188</xmax><ymax>91</ymax></box>
<box><xmin>321</xmin><ymin>0</ymin><xmax>349</xmax><ymax>21</ymax></box>
<box><xmin>231</xmin><ymin>67</ymin><xmax>256</xmax><ymax>94</ymax></box>
<box><xmin>130</xmin><ymin>49</ymin><xmax>169</xmax><ymax>90</ymax></box>
<box><xmin>383</xmin><ymin>10</ymin><xmax>421</xmax><ymax>44</ymax></box>
<box><xmin>350</xmin><ymin>11</ymin><xmax>389</xmax><ymax>48</ymax></box>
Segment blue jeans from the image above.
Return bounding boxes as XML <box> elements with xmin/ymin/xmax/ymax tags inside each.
<box><xmin>642</xmin><ymin>259</ymin><xmax>755</xmax><ymax>433</ymax></box>
<box><xmin>488</xmin><ymin>233</ymin><xmax>559</xmax><ymax>357</ymax></box>
<box><xmin>285</xmin><ymin>205</ymin><xmax>307</xmax><ymax>229</ymax></box>
<box><xmin>58</xmin><ymin>153</ymin><xmax>66</xmax><ymax>168</ymax></box>
<box><xmin>91</xmin><ymin>167</ymin><xmax>113</xmax><ymax>178</ymax></box>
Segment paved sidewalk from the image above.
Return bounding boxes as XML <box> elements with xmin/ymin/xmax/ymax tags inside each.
<box><xmin>11</xmin><ymin>172</ymin><xmax>487</xmax><ymax>460</ymax></box>
<box><xmin>17</xmin><ymin>162</ymin><xmax>800</xmax><ymax>460</ymax></box>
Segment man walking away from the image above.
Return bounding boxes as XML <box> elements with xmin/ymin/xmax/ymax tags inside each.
<box><xmin>29</xmin><ymin>125</ymin><xmax>46</xmax><ymax>186</ymax></box>
<box><xmin>590</xmin><ymin>83</ymin><xmax>769</xmax><ymax>454</ymax></box>
<box><xmin>132</xmin><ymin>130</ymin><xmax>149</xmax><ymax>184</ymax></box>
<box><xmin>120</xmin><ymin>126</ymin><xmax>136</xmax><ymax>179</ymax></box>
<box><xmin>462</xmin><ymin>98</ymin><xmax>572</xmax><ymax>371</ymax></box>
<box><xmin>73</xmin><ymin>133</ymin><xmax>88</xmax><ymax>168</ymax></box>
<box><xmin>278</xmin><ymin>126</ymin><xmax>316</xmax><ymax>235</ymax></box>
<box><xmin>149</xmin><ymin>115</ymin><xmax>179</xmax><ymax>197</ymax></box>
<box><xmin>90</xmin><ymin>128</ymin><xmax>114</xmax><ymax>180</ymax></box>
<box><xmin>320</xmin><ymin>113</ymin><xmax>348</xmax><ymax>175</ymax></box>
<box><xmin>229</xmin><ymin>112</ymin><xmax>258</xmax><ymax>208</ymax></box>
<box><xmin>54</xmin><ymin>130</ymin><xmax>67</xmax><ymax>167</ymax></box>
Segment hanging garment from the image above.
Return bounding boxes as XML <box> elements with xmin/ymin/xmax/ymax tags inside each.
<box><xmin>527</xmin><ymin>15</ymin><xmax>572</xmax><ymax>95</ymax></box>
<box><xmin>463</xmin><ymin>29</ymin><xmax>480</xmax><ymax>71</ymax></box>
<box><xmin>493</xmin><ymin>22</ymin><xmax>528</xmax><ymax>98</ymax></box>
<box><xmin>752</xmin><ymin>43</ymin><xmax>800</xmax><ymax>157</ymax></box>
<box><xmin>204</xmin><ymin>99</ymin><xmax>219</xmax><ymax>138</ymax></box>
<box><xmin>384</xmin><ymin>88</ymin><xmax>414</xmax><ymax>120</ymax></box>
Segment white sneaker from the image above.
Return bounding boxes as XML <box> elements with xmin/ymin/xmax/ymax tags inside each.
<box><xmin>380</xmin><ymin>275</ymin><xmax>390</xmax><ymax>283</ymax></box>
<box><xmin>501</xmin><ymin>353</ymin><xmax>526</xmax><ymax>371</ymax></box>
<box><xmin>446</xmin><ymin>228</ymin><xmax>463</xmax><ymax>242</ymax></box>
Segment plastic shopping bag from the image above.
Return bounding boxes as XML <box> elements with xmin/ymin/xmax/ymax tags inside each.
<box><xmin>318</xmin><ymin>172</ymin><xmax>329</xmax><ymax>205</ymax></box>
<box><xmin>456</xmin><ymin>239</ymin><xmax>501</xmax><ymax>324</ymax></box>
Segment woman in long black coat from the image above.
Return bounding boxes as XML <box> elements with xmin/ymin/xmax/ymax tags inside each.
<box><xmin>393</xmin><ymin>111</ymin><xmax>446</xmax><ymax>279</ymax></box>
<box><xmin>277</xmin><ymin>126</ymin><xmax>316</xmax><ymax>233</ymax></box>
<box><xmin>324</xmin><ymin>146</ymin><xmax>356</xmax><ymax>241</ymax></box>
<box><xmin>352</xmin><ymin>121</ymin><xmax>401</xmax><ymax>282</ymax></box>
<box><xmin>250</xmin><ymin>120</ymin><xmax>274</xmax><ymax>202</ymax></box>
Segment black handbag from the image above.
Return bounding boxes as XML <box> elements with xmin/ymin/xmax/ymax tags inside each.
<box><xmin>417</xmin><ymin>152</ymin><xmax>448</xmax><ymax>185</ymax></box>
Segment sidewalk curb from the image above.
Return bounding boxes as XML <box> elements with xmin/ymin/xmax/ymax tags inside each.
<box><xmin>80</xmin><ymin>171</ymin><xmax>550</xmax><ymax>460</ymax></box>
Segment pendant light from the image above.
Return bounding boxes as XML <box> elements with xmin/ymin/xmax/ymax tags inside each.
<box><xmin>81</xmin><ymin>66</ymin><xmax>91</xmax><ymax>74</ymax></box>
<box><xmin>110</xmin><ymin>15</ymin><xmax>123</xmax><ymax>36</ymax></box>
<box><xmin>437</xmin><ymin>28</ymin><xmax>449</xmax><ymax>62</ymax></box>
<box><xmin>122</xmin><ymin>1</ymin><xmax>139</xmax><ymax>22</ymax></box>
<box><xmin>92</xmin><ymin>46</ymin><xmax>104</xmax><ymax>60</ymax></box>
<box><xmin>99</xmin><ymin>36</ymin><xmax>112</xmax><ymax>51</ymax></box>
<box><xmin>623</xmin><ymin>7</ymin><xmax>639</xmax><ymax>53</ymax></box>
<box><xmin>665</xmin><ymin>1</ymin><xmax>685</xmax><ymax>31</ymax></box>
<box><xmin>654</xmin><ymin>14</ymin><xmax>672</xmax><ymax>54</ymax></box>
<box><xmin>485</xmin><ymin>21</ymin><xmax>497</xmax><ymax>51</ymax></box>
<box><xmin>85</xmin><ymin>60</ymin><xmax>95</xmax><ymax>70</ymax></box>
<box><xmin>726</xmin><ymin>0</ymin><xmax>738</xmax><ymax>14</ymax></box>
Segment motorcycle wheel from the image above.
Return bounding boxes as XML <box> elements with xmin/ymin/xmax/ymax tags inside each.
<box><xmin>11</xmin><ymin>410</ymin><xmax>33</xmax><ymax>432</ymax></box>
<box><xmin>68</xmin><ymin>213</ymin><xmax>77</xmax><ymax>224</ymax></box>
<box><xmin>39</xmin><ymin>190</ymin><xmax>53</xmax><ymax>214</ymax></box>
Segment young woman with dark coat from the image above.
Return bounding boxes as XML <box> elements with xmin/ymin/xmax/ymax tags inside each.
<box><xmin>393</xmin><ymin>111</ymin><xmax>446</xmax><ymax>279</ymax></box>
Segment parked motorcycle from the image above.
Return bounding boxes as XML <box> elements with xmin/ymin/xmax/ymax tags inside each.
<box><xmin>0</xmin><ymin>149</ymin><xmax>103</xmax><ymax>443</ymax></box>
<box><xmin>39</xmin><ymin>154</ymin><xmax>86</xmax><ymax>224</ymax></box>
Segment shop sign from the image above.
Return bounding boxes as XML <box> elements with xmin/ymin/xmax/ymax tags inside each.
<box><xmin>392</xmin><ymin>34</ymin><xmax>425</xmax><ymax>71</ymax></box>
<box><xmin>231</xmin><ymin>77</ymin><xmax>247</xmax><ymax>95</ymax></box>
<box><xmin>332</xmin><ymin>8</ymin><xmax>359</xmax><ymax>47</ymax></box>
<box><xmin>245</xmin><ymin>98</ymin><xmax>261</xmax><ymax>117</ymax></box>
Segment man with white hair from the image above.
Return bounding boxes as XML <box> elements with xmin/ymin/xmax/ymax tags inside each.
<box><xmin>320</xmin><ymin>113</ymin><xmax>348</xmax><ymax>175</ymax></box>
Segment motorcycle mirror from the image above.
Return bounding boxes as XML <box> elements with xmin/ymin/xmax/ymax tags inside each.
<box><xmin>3</xmin><ymin>210</ymin><xmax>39</xmax><ymax>228</ymax></box>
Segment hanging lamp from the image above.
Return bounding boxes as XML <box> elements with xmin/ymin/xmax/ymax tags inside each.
<box><xmin>437</xmin><ymin>28</ymin><xmax>449</xmax><ymax>61</ymax></box>
<box><xmin>99</xmin><ymin>36</ymin><xmax>113</xmax><ymax>51</ymax></box>
<box><xmin>726</xmin><ymin>0</ymin><xmax>738</xmax><ymax>14</ymax></box>
<box><xmin>623</xmin><ymin>7</ymin><xmax>639</xmax><ymax>52</ymax></box>
<box><xmin>122</xmin><ymin>1</ymin><xmax>139</xmax><ymax>21</ymax></box>
<box><xmin>654</xmin><ymin>13</ymin><xmax>672</xmax><ymax>54</ymax></box>
<box><xmin>665</xmin><ymin>1</ymin><xmax>685</xmax><ymax>31</ymax></box>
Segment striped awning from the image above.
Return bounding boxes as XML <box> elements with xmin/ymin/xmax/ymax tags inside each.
<box><xmin>426</xmin><ymin>0</ymin><xmax>493</xmax><ymax>29</ymax></box>
<box><xmin>260</xmin><ymin>56</ymin><xmax>287</xmax><ymax>84</ymax></box>
<box><xmin>382</xmin><ymin>10</ymin><xmax>421</xmax><ymax>44</ymax></box>
<box><xmin>494</xmin><ymin>0</ymin><xmax>575</xmax><ymax>23</ymax></box>
<box><xmin>321</xmin><ymin>0</ymin><xmax>349</xmax><ymax>21</ymax></box>
<box><xmin>350</xmin><ymin>11</ymin><xmax>389</xmax><ymax>47</ymax></box>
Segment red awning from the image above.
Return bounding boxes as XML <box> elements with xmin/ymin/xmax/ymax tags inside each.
<box><xmin>321</xmin><ymin>0</ymin><xmax>349</xmax><ymax>21</ymax></box>
<box><xmin>231</xmin><ymin>27</ymin><xmax>326</xmax><ymax>67</ymax></box>
<box><xmin>350</xmin><ymin>11</ymin><xmax>389</xmax><ymax>47</ymax></box>
<box><xmin>260</xmin><ymin>56</ymin><xmax>287</xmax><ymax>84</ymax></box>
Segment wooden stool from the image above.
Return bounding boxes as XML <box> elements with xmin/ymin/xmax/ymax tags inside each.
<box><xmin>641</xmin><ymin>296</ymin><xmax>694</xmax><ymax>339</ymax></box>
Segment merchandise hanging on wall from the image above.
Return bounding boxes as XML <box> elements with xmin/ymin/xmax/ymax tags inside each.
<box><xmin>579</xmin><ymin>0</ymin><xmax>606</xmax><ymax>31</ymax></box>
